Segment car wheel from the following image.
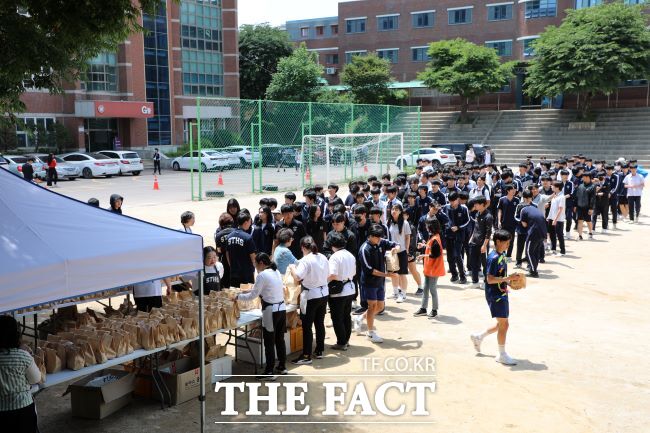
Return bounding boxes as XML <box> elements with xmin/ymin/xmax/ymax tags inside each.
<box><xmin>172</xmin><ymin>162</ymin><xmax>180</xmax><ymax>171</ymax></box>
<box><xmin>132</xmin><ymin>171</ymin><xmax>140</xmax><ymax>176</ymax></box>
<box><xmin>106</xmin><ymin>175</ymin><xmax>113</xmax><ymax>178</ymax></box>
<box><xmin>69</xmin><ymin>177</ymin><xmax>76</xmax><ymax>181</ymax></box>
<box><xmin>82</xmin><ymin>168</ymin><xmax>93</xmax><ymax>179</ymax></box>
<box><xmin>118</xmin><ymin>170</ymin><xmax>124</xmax><ymax>176</ymax></box>
<box><xmin>200</xmin><ymin>163</ymin><xmax>207</xmax><ymax>172</ymax></box>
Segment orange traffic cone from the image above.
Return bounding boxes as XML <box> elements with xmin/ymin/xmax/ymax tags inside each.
<box><xmin>364</xmin><ymin>164</ymin><xmax>369</xmax><ymax>173</ymax></box>
<box><xmin>218</xmin><ymin>173</ymin><xmax>224</xmax><ymax>185</ymax></box>
<box><xmin>305</xmin><ymin>168</ymin><xmax>311</xmax><ymax>182</ymax></box>
<box><xmin>153</xmin><ymin>175</ymin><xmax>159</xmax><ymax>190</ymax></box>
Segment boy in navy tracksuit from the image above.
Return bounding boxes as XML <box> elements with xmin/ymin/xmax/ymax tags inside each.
<box><xmin>497</xmin><ymin>185</ymin><xmax>520</xmax><ymax>258</ymax></box>
<box><xmin>560</xmin><ymin>169</ymin><xmax>576</xmax><ymax>239</ymax></box>
<box><xmin>592</xmin><ymin>172</ymin><xmax>611</xmax><ymax>231</ymax></box>
<box><xmin>429</xmin><ymin>180</ymin><xmax>447</xmax><ymax>207</ymax></box>
<box><xmin>519</xmin><ymin>190</ymin><xmax>548</xmax><ymax>278</ymax></box>
<box><xmin>443</xmin><ymin>191</ymin><xmax>471</xmax><ymax>283</ymax></box>
<box><xmin>606</xmin><ymin>165</ymin><xmax>621</xmax><ymax>228</ymax></box>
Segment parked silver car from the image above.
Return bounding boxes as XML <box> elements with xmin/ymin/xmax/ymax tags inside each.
<box><xmin>1</xmin><ymin>155</ymin><xmax>47</xmax><ymax>179</ymax></box>
<box><xmin>25</xmin><ymin>153</ymin><xmax>81</xmax><ymax>180</ymax></box>
<box><xmin>97</xmin><ymin>150</ymin><xmax>144</xmax><ymax>176</ymax></box>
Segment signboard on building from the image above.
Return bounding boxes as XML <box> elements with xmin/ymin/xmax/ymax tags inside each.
<box><xmin>75</xmin><ymin>101</ymin><xmax>155</xmax><ymax>118</ymax></box>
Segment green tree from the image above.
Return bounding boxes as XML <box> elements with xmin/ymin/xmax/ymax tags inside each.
<box><xmin>316</xmin><ymin>90</ymin><xmax>353</xmax><ymax>104</ymax></box>
<box><xmin>340</xmin><ymin>53</ymin><xmax>394</xmax><ymax>104</ymax></box>
<box><xmin>265</xmin><ymin>45</ymin><xmax>324</xmax><ymax>102</ymax></box>
<box><xmin>418</xmin><ymin>39</ymin><xmax>515</xmax><ymax>122</ymax></box>
<box><xmin>0</xmin><ymin>0</ymin><xmax>158</xmax><ymax>118</ymax></box>
<box><xmin>525</xmin><ymin>3</ymin><xmax>650</xmax><ymax>119</ymax></box>
<box><xmin>239</xmin><ymin>24</ymin><xmax>293</xmax><ymax>100</ymax></box>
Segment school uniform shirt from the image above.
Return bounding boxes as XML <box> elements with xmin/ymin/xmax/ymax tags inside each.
<box><xmin>295</xmin><ymin>252</ymin><xmax>330</xmax><ymax>299</ymax></box>
<box><xmin>441</xmin><ymin>186</ymin><xmax>459</xmax><ymax>198</ymax></box>
<box><xmin>322</xmin><ymin>229</ymin><xmax>356</xmax><ymax>258</ymax></box>
<box><xmin>423</xmin><ymin>234</ymin><xmax>445</xmax><ymax>277</ymax></box>
<box><xmin>359</xmin><ymin>239</ymin><xmax>397</xmax><ymax>288</ymax></box>
<box><xmin>429</xmin><ymin>190</ymin><xmax>447</xmax><ymax>207</ymax></box>
<box><xmin>607</xmin><ymin>174</ymin><xmax>621</xmax><ymax>197</ymax></box>
<box><xmin>252</xmin><ymin>223</ymin><xmax>275</xmax><ymax>255</ymax></box>
<box><xmin>275</xmin><ymin>218</ymin><xmax>306</xmax><ymax>259</ymax></box>
<box><xmin>384</xmin><ymin>197</ymin><xmax>403</xmax><ymax>222</ymax></box>
<box><xmin>520</xmin><ymin>205</ymin><xmax>548</xmax><ymax>239</ymax></box>
<box><xmin>368</xmin><ymin>199</ymin><xmax>387</xmax><ymax>222</ymax></box>
<box><xmin>388</xmin><ymin>220</ymin><xmax>411</xmax><ymax>251</ymax></box>
<box><xmin>305</xmin><ymin>218</ymin><xmax>326</xmax><ymax>251</ymax></box>
<box><xmin>350</xmin><ymin>220</ymin><xmax>371</xmax><ymax>252</ymax></box>
<box><xmin>469</xmin><ymin>210</ymin><xmax>494</xmax><ymax>246</ymax></box>
<box><xmin>497</xmin><ymin>196</ymin><xmax>520</xmax><ymax>230</ymax></box>
<box><xmin>133</xmin><ymin>280</ymin><xmax>162</xmax><ymax>298</ymax></box>
<box><xmin>415</xmin><ymin>196</ymin><xmax>433</xmax><ymax>220</ymax></box>
<box><xmin>442</xmin><ymin>204</ymin><xmax>471</xmax><ymax>238</ymax></box>
<box><xmin>227</xmin><ymin>228</ymin><xmax>256</xmax><ymax>283</ymax></box>
<box><xmin>548</xmin><ymin>194</ymin><xmax>566</xmax><ymax>222</ymax></box>
<box><xmin>238</xmin><ymin>268</ymin><xmax>286</xmax><ymax>308</ymax></box>
<box><xmin>328</xmin><ymin>249</ymin><xmax>357</xmax><ymax>298</ymax></box>
<box><xmin>623</xmin><ymin>173</ymin><xmax>645</xmax><ymax>196</ymax></box>
<box><xmin>469</xmin><ymin>185</ymin><xmax>491</xmax><ymax>201</ymax></box>
<box><xmin>485</xmin><ymin>250</ymin><xmax>508</xmax><ymax>302</ymax></box>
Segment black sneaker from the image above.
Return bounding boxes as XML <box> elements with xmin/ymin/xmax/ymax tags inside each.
<box><xmin>413</xmin><ymin>308</ymin><xmax>427</xmax><ymax>316</ymax></box>
<box><xmin>578</xmin><ymin>235</ymin><xmax>583</xmax><ymax>241</ymax></box>
<box><xmin>472</xmin><ymin>280</ymin><xmax>479</xmax><ymax>284</ymax></box>
<box><xmin>352</xmin><ymin>307</ymin><xmax>367</xmax><ymax>315</ymax></box>
<box><xmin>539</xmin><ymin>258</ymin><xmax>546</xmax><ymax>264</ymax></box>
<box><xmin>376</xmin><ymin>308</ymin><xmax>385</xmax><ymax>316</ymax></box>
<box><xmin>256</xmin><ymin>372</ymin><xmax>277</xmax><ymax>381</ymax></box>
<box><xmin>528</xmin><ymin>271</ymin><xmax>539</xmax><ymax>278</ymax></box>
<box><xmin>330</xmin><ymin>344</ymin><xmax>347</xmax><ymax>350</ymax></box>
<box><xmin>588</xmin><ymin>233</ymin><xmax>594</xmax><ymax>239</ymax></box>
<box><xmin>459</xmin><ymin>278</ymin><xmax>468</xmax><ymax>284</ymax></box>
<box><xmin>291</xmin><ymin>356</ymin><xmax>312</xmax><ymax>365</ymax></box>
<box><xmin>314</xmin><ymin>351</ymin><xmax>324</xmax><ymax>359</ymax></box>
<box><xmin>275</xmin><ymin>366</ymin><xmax>288</xmax><ymax>375</ymax></box>
<box><xmin>450</xmin><ymin>275</ymin><xmax>459</xmax><ymax>283</ymax></box>
<box><xmin>428</xmin><ymin>310</ymin><xmax>438</xmax><ymax>318</ymax></box>
<box><xmin>415</xmin><ymin>288</ymin><xmax>424</xmax><ymax>296</ymax></box>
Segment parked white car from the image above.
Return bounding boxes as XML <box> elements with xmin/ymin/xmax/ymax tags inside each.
<box><xmin>171</xmin><ymin>150</ymin><xmax>232</xmax><ymax>172</ymax></box>
<box><xmin>59</xmin><ymin>152</ymin><xmax>120</xmax><ymax>179</ymax></box>
<box><xmin>2</xmin><ymin>155</ymin><xmax>47</xmax><ymax>179</ymax></box>
<box><xmin>97</xmin><ymin>150</ymin><xmax>144</xmax><ymax>176</ymax></box>
<box><xmin>25</xmin><ymin>154</ymin><xmax>81</xmax><ymax>180</ymax></box>
<box><xmin>221</xmin><ymin>146</ymin><xmax>261</xmax><ymax>167</ymax></box>
<box><xmin>394</xmin><ymin>147</ymin><xmax>457</xmax><ymax>169</ymax></box>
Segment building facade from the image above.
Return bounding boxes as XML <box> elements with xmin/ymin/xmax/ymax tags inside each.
<box><xmin>18</xmin><ymin>0</ymin><xmax>239</xmax><ymax>151</ymax></box>
<box><xmin>287</xmin><ymin>0</ymin><xmax>649</xmax><ymax>110</ymax></box>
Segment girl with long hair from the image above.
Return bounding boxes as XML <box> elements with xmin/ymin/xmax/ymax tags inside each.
<box><xmin>387</xmin><ymin>203</ymin><xmax>411</xmax><ymax>303</ymax></box>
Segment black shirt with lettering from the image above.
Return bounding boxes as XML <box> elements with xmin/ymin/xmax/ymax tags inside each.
<box><xmin>226</xmin><ymin>228</ymin><xmax>256</xmax><ymax>284</ymax></box>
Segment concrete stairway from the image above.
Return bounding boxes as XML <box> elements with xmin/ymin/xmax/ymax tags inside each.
<box><xmin>400</xmin><ymin>111</ymin><xmax>500</xmax><ymax>147</ymax></box>
<box><xmin>484</xmin><ymin>108</ymin><xmax>650</xmax><ymax>167</ymax></box>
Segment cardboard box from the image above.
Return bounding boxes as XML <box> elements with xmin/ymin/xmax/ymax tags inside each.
<box><xmin>67</xmin><ymin>369</ymin><xmax>135</xmax><ymax>420</ymax></box>
<box><xmin>154</xmin><ymin>357</ymin><xmax>212</xmax><ymax>406</ymax></box>
<box><xmin>290</xmin><ymin>327</ymin><xmax>303</xmax><ymax>353</ymax></box>
<box><xmin>210</xmin><ymin>355</ymin><xmax>233</xmax><ymax>383</ymax></box>
<box><xmin>236</xmin><ymin>334</ymin><xmax>291</xmax><ymax>365</ymax></box>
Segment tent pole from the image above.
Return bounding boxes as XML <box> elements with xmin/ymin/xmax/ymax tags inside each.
<box><xmin>198</xmin><ymin>270</ymin><xmax>206</xmax><ymax>433</ymax></box>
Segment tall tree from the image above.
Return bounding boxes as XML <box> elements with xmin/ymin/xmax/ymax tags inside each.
<box><xmin>0</xmin><ymin>0</ymin><xmax>158</xmax><ymax>118</ymax></box>
<box><xmin>265</xmin><ymin>45</ymin><xmax>324</xmax><ymax>102</ymax></box>
<box><xmin>418</xmin><ymin>39</ymin><xmax>515</xmax><ymax>122</ymax></box>
<box><xmin>525</xmin><ymin>3</ymin><xmax>650</xmax><ymax>119</ymax></box>
<box><xmin>239</xmin><ymin>24</ymin><xmax>293</xmax><ymax>100</ymax></box>
<box><xmin>340</xmin><ymin>53</ymin><xmax>394</xmax><ymax>104</ymax></box>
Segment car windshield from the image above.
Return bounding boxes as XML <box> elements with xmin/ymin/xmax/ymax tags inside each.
<box><xmin>439</xmin><ymin>149</ymin><xmax>453</xmax><ymax>155</ymax></box>
<box><xmin>123</xmin><ymin>152</ymin><xmax>139</xmax><ymax>159</ymax></box>
<box><xmin>204</xmin><ymin>151</ymin><xmax>222</xmax><ymax>157</ymax></box>
<box><xmin>11</xmin><ymin>157</ymin><xmax>28</xmax><ymax>164</ymax></box>
<box><xmin>89</xmin><ymin>153</ymin><xmax>110</xmax><ymax>159</ymax></box>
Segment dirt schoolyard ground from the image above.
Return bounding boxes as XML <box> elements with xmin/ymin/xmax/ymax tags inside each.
<box><xmin>34</xmin><ymin>174</ymin><xmax>650</xmax><ymax>433</ymax></box>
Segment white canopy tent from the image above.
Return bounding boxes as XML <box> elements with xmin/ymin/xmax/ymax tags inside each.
<box><xmin>0</xmin><ymin>168</ymin><xmax>203</xmax><ymax>313</ymax></box>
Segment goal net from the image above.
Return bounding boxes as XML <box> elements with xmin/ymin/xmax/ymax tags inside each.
<box><xmin>301</xmin><ymin>133</ymin><xmax>404</xmax><ymax>187</ymax></box>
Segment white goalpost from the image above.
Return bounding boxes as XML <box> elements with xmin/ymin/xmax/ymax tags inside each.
<box><xmin>301</xmin><ymin>132</ymin><xmax>404</xmax><ymax>186</ymax></box>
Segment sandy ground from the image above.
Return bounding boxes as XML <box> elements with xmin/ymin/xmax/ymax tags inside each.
<box><xmin>33</xmin><ymin>175</ymin><xmax>650</xmax><ymax>433</ymax></box>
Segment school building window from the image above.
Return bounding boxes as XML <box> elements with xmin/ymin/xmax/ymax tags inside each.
<box><xmin>325</xmin><ymin>53</ymin><xmax>339</xmax><ymax>64</ymax></box>
<box><xmin>411</xmin><ymin>47</ymin><xmax>431</xmax><ymax>62</ymax></box>
<box><xmin>412</xmin><ymin>11</ymin><xmax>435</xmax><ymax>28</ymax></box>
<box><xmin>346</xmin><ymin>18</ymin><xmax>366</xmax><ymax>33</ymax></box>
<box><xmin>448</xmin><ymin>7</ymin><xmax>473</xmax><ymax>25</ymax></box>
<box><xmin>521</xmin><ymin>38</ymin><xmax>539</xmax><ymax>57</ymax></box>
<box><xmin>15</xmin><ymin>117</ymin><xmax>56</xmax><ymax>147</ymax></box>
<box><xmin>485</xmin><ymin>40</ymin><xmax>513</xmax><ymax>56</ymax></box>
<box><xmin>377</xmin><ymin>49</ymin><xmax>399</xmax><ymax>64</ymax></box>
<box><xmin>315</xmin><ymin>26</ymin><xmax>324</xmax><ymax>36</ymax></box>
<box><xmin>300</xmin><ymin>27</ymin><xmax>309</xmax><ymax>37</ymax></box>
<box><xmin>377</xmin><ymin>14</ymin><xmax>399</xmax><ymax>31</ymax></box>
<box><xmin>487</xmin><ymin>4</ymin><xmax>513</xmax><ymax>21</ymax></box>
<box><xmin>524</xmin><ymin>0</ymin><xmax>557</xmax><ymax>19</ymax></box>
<box><xmin>345</xmin><ymin>51</ymin><xmax>367</xmax><ymax>64</ymax></box>
<box><xmin>85</xmin><ymin>52</ymin><xmax>118</xmax><ymax>92</ymax></box>
<box><xmin>331</xmin><ymin>24</ymin><xmax>339</xmax><ymax>34</ymax></box>
<box><xmin>575</xmin><ymin>0</ymin><xmax>601</xmax><ymax>8</ymax></box>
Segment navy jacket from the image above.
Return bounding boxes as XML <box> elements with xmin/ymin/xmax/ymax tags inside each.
<box><xmin>359</xmin><ymin>239</ymin><xmax>397</xmax><ymax>288</ymax></box>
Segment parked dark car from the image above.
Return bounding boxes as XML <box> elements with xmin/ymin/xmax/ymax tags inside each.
<box><xmin>431</xmin><ymin>143</ymin><xmax>486</xmax><ymax>164</ymax></box>
<box><xmin>261</xmin><ymin>144</ymin><xmax>298</xmax><ymax>168</ymax></box>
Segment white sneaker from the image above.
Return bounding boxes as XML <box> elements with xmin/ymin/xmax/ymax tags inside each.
<box><xmin>367</xmin><ymin>331</ymin><xmax>384</xmax><ymax>344</ymax></box>
<box><xmin>396</xmin><ymin>290</ymin><xmax>405</xmax><ymax>303</ymax></box>
<box><xmin>470</xmin><ymin>334</ymin><xmax>483</xmax><ymax>353</ymax></box>
<box><xmin>495</xmin><ymin>353</ymin><xmax>517</xmax><ymax>365</ymax></box>
<box><xmin>565</xmin><ymin>233</ymin><xmax>572</xmax><ymax>240</ymax></box>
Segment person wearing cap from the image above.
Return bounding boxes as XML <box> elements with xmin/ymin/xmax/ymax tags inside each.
<box><xmin>592</xmin><ymin>172</ymin><xmax>611</xmax><ymax>231</ymax></box>
<box><xmin>623</xmin><ymin>164</ymin><xmax>645</xmax><ymax>223</ymax></box>
<box><xmin>574</xmin><ymin>172</ymin><xmax>596</xmax><ymax>240</ymax></box>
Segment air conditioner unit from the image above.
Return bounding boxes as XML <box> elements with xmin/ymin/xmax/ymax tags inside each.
<box><xmin>326</xmin><ymin>67</ymin><xmax>337</xmax><ymax>75</ymax></box>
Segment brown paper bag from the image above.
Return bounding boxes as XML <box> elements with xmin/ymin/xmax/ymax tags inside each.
<box><xmin>101</xmin><ymin>333</ymin><xmax>116</xmax><ymax>359</ymax></box>
<box><xmin>45</xmin><ymin>347</ymin><xmax>62</xmax><ymax>373</ymax></box>
<box><xmin>80</xmin><ymin>341</ymin><xmax>96</xmax><ymax>367</ymax></box>
<box><xmin>123</xmin><ymin>323</ymin><xmax>142</xmax><ymax>350</ymax></box>
<box><xmin>87</xmin><ymin>336</ymin><xmax>108</xmax><ymax>364</ymax></box>
<box><xmin>66</xmin><ymin>345</ymin><xmax>85</xmax><ymax>371</ymax></box>
<box><xmin>138</xmin><ymin>323</ymin><xmax>156</xmax><ymax>350</ymax></box>
<box><xmin>34</xmin><ymin>347</ymin><xmax>46</xmax><ymax>383</ymax></box>
<box><xmin>283</xmin><ymin>271</ymin><xmax>301</xmax><ymax>305</ymax></box>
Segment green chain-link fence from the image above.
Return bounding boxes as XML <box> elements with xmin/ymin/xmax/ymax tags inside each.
<box><xmin>193</xmin><ymin>98</ymin><xmax>420</xmax><ymax>196</ymax></box>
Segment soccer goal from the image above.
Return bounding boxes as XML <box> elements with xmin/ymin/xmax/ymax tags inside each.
<box><xmin>301</xmin><ymin>132</ymin><xmax>404</xmax><ymax>187</ymax></box>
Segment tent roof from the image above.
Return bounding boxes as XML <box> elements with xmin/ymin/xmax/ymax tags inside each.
<box><xmin>0</xmin><ymin>169</ymin><xmax>203</xmax><ymax>313</ymax></box>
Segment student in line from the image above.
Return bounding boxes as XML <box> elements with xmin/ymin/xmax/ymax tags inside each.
<box><xmin>226</xmin><ymin>212</ymin><xmax>257</xmax><ymax>288</ymax></box>
<box><xmin>624</xmin><ymin>164</ymin><xmax>645</xmax><ymax>223</ymax></box>
<box><xmin>273</xmin><ymin>228</ymin><xmax>298</xmax><ymax>275</ymax></box>
<box><xmin>387</xmin><ymin>203</ymin><xmax>411</xmax><ymax>302</ymax></box>
<box><xmin>180</xmin><ymin>211</ymin><xmax>195</xmax><ymax>233</ymax></box>
<box><xmin>414</xmin><ymin>218</ymin><xmax>445</xmax><ymax>318</ymax></box>
<box><xmin>327</xmin><ymin>232</ymin><xmax>357</xmax><ymax>351</ymax></box>
<box><xmin>252</xmin><ymin>206</ymin><xmax>275</xmax><ymax>255</ymax></box>
<box><xmin>547</xmin><ymin>181</ymin><xmax>566</xmax><ymax>256</ymax></box>
<box><xmin>471</xmin><ymin>229</ymin><xmax>521</xmax><ymax>366</ymax></box>
<box><xmin>468</xmin><ymin>196</ymin><xmax>493</xmax><ymax>286</ymax></box>
<box><xmin>519</xmin><ymin>191</ymin><xmax>548</xmax><ymax>278</ymax></box>
<box><xmin>574</xmin><ymin>172</ymin><xmax>596</xmax><ymax>240</ymax></box>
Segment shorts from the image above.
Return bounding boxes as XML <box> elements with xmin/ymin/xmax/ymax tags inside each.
<box><xmin>397</xmin><ymin>250</ymin><xmax>409</xmax><ymax>275</ymax></box>
<box><xmin>407</xmin><ymin>253</ymin><xmax>417</xmax><ymax>263</ymax></box>
<box><xmin>576</xmin><ymin>206</ymin><xmax>590</xmax><ymax>221</ymax></box>
<box><xmin>487</xmin><ymin>296</ymin><xmax>509</xmax><ymax>318</ymax></box>
<box><xmin>363</xmin><ymin>285</ymin><xmax>385</xmax><ymax>302</ymax></box>
<box><xmin>618</xmin><ymin>196</ymin><xmax>628</xmax><ymax>205</ymax></box>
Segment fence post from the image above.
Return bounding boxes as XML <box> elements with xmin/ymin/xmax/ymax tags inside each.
<box><xmin>257</xmin><ymin>99</ymin><xmax>262</xmax><ymax>192</ymax></box>
<box><xmin>250</xmin><ymin>122</ymin><xmax>256</xmax><ymax>194</ymax></box>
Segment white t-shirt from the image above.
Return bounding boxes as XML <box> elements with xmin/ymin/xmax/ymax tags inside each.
<box><xmin>465</xmin><ymin>149</ymin><xmax>475</xmax><ymax>163</ymax></box>
<box><xmin>239</xmin><ymin>268</ymin><xmax>285</xmax><ymax>307</ymax></box>
<box><xmin>328</xmin><ymin>249</ymin><xmax>356</xmax><ymax>298</ymax></box>
<box><xmin>624</xmin><ymin>173</ymin><xmax>645</xmax><ymax>197</ymax></box>
<box><xmin>295</xmin><ymin>252</ymin><xmax>329</xmax><ymax>299</ymax></box>
<box><xmin>548</xmin><ymin>194</ymin><xmax>566</xmax><ymax>222</ymax></box>
<box><xmin>133</xmin><ymin>280</ymin><xmax>162</xmax><ymax>298</ymax></box>
<box><xmin>484</xmin><ymin>152</ymin><xmax>492</xmax><ymax>165</ymax></box>
<box><xmin>388</xmin><ymin>220</ymin><xmax>411</xmax><ymax>251</ymax></box>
